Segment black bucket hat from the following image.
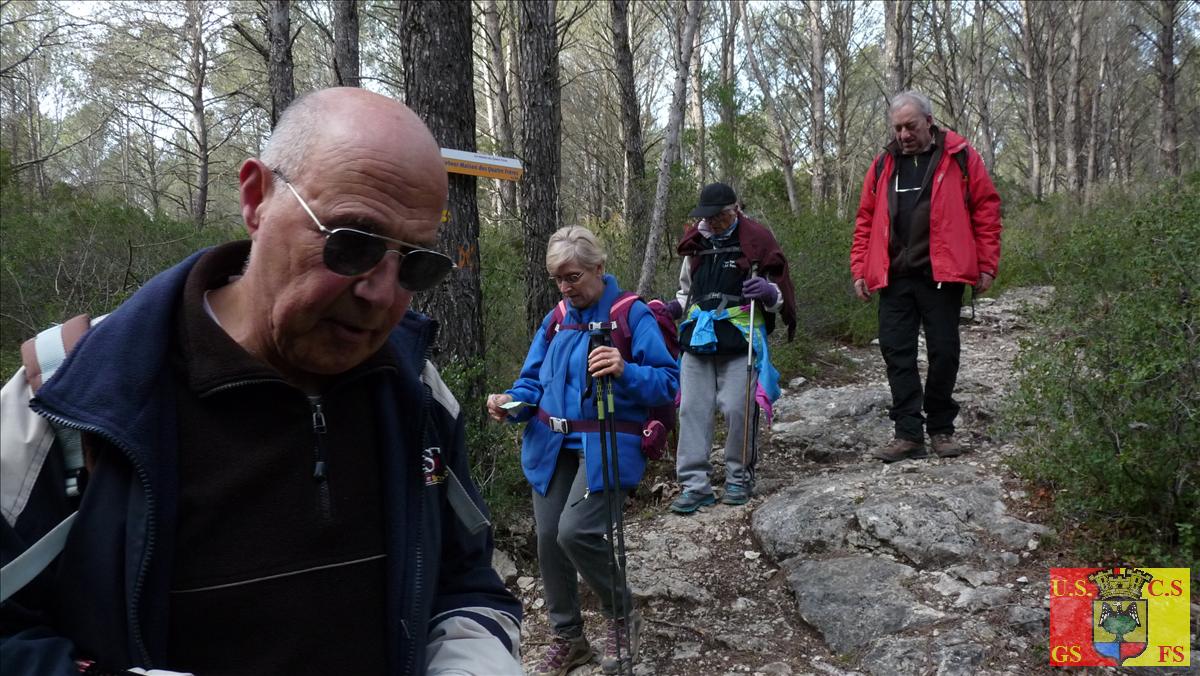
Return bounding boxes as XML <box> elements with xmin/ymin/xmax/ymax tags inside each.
<box><xmin>688</xmin><ymin>182</ymin><xmax>738</xmax><ymax>219</ymax></box>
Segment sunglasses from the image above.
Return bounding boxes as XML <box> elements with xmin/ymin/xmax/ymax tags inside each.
<box><xmin>273</xmin><ymin>169</ymin><xmax>455</xmax><ymax>292</ymax></box>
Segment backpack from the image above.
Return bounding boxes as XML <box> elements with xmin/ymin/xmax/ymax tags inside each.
<box><xmin>545</xmin><ymin>292</ymin><xmax>681</xmax><ymax>460</ymax></box>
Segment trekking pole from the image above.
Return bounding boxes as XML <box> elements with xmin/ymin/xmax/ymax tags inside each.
<box><xmin>590</xmin><ymin>329</ymin><xmax>627</xmax><ymax>673</ymax></box>
<box><xmin>601</xmin><ymin>363</ymin><xmax>632</xmax><ymax>675</ymax></box>
<box><xmin>741</xmin><ymin>263</ymin><xmax>760</xmax><ymax>473</ymax></box>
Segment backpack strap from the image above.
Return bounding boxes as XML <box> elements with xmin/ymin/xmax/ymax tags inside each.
<box><xmin>3</xmin><ymin>313</ymin><xmax>106</xmax><ymax>604</ymax></box>
<box><xmin>545</xmin><ymin>300</ymin><xmax>584</xmax><ymax>343</ymax></box>
<box><xmin>19</xmin><ymin>314</ymin><xmax>107</xmax><ymax>497</ymax></box>
<box><xmin>0</xmin><ymin>512</ymin><xmax>78</xmax><ymax>603</ymax></box>
<box><xmin>607</xmin><ymin>292</ymin><xmax>640</xmax><ymax>359</ymax></box>
<box><xmin>954</xmin><ymin>149</ymin><xmax>970</xmax><ymax>206</ymax></box>
<box><xmin>20</xmin><ymin>314</ymin><xmax>95</xmax><ymax>392</ymax></box>
<box><xmin>872</xmin><ymin>151</ymin><xmax>888</xmax><ymax>192</ymax></box>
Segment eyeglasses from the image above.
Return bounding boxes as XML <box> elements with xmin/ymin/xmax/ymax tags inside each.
<box><xmin>272</xmin><ymin>169</ymin><xmax>455</xmax><ymax>292</ymax></box>
<box><xmin>548</xmin><ymin>271</ymin><xmax>587</xmax><ymax>287</ymax></box>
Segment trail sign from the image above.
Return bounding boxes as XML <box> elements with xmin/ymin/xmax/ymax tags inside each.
<box><xmin>440</xmin><ymin>148</ymin><xmax>523</xmax><ymax>182</ymax></box>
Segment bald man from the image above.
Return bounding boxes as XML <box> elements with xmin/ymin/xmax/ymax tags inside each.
<box><xmin>0</xmin><ymin>89</ymin><xmax>522</xmax><ymax>675</ymax></box>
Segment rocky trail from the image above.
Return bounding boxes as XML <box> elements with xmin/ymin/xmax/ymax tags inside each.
<box><xmin>495</xmin><ymin>286</ymin><xmax>1195</xmax><ymax>676</ymax></box>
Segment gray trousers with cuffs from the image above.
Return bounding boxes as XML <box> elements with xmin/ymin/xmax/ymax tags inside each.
<box><xmin>675</xmin><ymin>351</ymin><xmax>757</xmax><ymax>495</ymax></box>
<box><xmin>532</xmin><ymin>449</ymin><xmax>632</xmax><ymax>638</ymax></box>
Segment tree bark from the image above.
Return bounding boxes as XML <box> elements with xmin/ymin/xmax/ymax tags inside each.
<box><xmin>1064</xmin><ymin>0</ymin><xmax>1083</xmax><ymax>192</ymax></box>
<box><xmin>717</xmin><ymin>0</ymin><xmax>740</xmax><ymax>185</ymax></box>
<box><xmin>971</xmin><ymin>0</ymin><xmax>995</xmax><ymax>168</ymax></box>
<box><xmin>518</xmin><ymin>0</ymin><xmax>562</xmax><ymax>336</ymax></box>
<box><xmin>1085</xmin><ymin>36</ymin><xmax>1109</xmax><ymax>204</ymax></box>
<box><xmin>1020</xmin><ymin>0</ymin><xmax>1042</xmax><ymax>199</ymax></box>
<box><xmin>689</xmin><ymin>24</ymin><xmax>706</xmax><ymax>185</ymax></box>
<box><xmin>484</xmin><ymin>0</ymin><xmax>516</xmax><ymax>218</ymax></box>
<box><xmin>740</xmin><ymin>1</ymin><xmax>798</xmax><ymax>214</ymax></box>
<box><xmin>885</xmin><ymin>0</ymin><xmax>912</xmax><ymax>94</ymax></box>
<box><xmin>637</xmin><ymin>0</ymin><xmax>702</xmax><ymax>296</ymax></box>
<box><xmin>397</xmin><ymin>0</ymin><xmax>485</xmax><ymax>390</ymax></box>
<box><xmin>1154</xmin><ymin>0</ymin><xmax>1180</xmax><ymax>177</ymax></box>
<box><xmin>807</xmin><ymin>0</ymin><xmax>825</xmax><ymax>210</ymax></box>
<box><xmin>333</xmin><ymin>0</ymin><xmax>360</xmax><ymax>87</ymax></box>
<box><xmin>267</xmin><ymin>0</ymin><xmax>295</xmax><ymax>125</ymax></box>
<box><xmin>186</xmin><ymin>0</ymin><xmax>209</xmax><ymax>229</ymax></box>
<box><xmin>1043</xmin><ymin>5</ymin><xmax>1059</xmax><ymax>192</ymax></box>
<box><xmin>610</xmin><ymin>0</ymin><xmax>650</xmax><ymax>247</ymax></box>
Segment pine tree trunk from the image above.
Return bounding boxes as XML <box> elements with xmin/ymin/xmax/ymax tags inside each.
<box><xmin>1043</xmin><ymin>7</ymin><xmax>1059</xmax><ymax>193</ymax></box>
<box><xmin>333</xmin><ymin>0</ymin><xmax>360</xmax><ymax>87</ymax></box>
<box><xmin>267</xmin><ymin>0</ymin><xmax>295</xmax><ymax>126</ymax></box>
<box><xmin>518</xmin><ymin>0</ymin><xmax>562</xmax><ymax>336</ymax></box>
<box><xmin>808</xmin><ymin>0</ymin><xmax>825</xmax><ymax>210</ymax></box>
<box><xmin>1021</xmin><ymin>0</ymin><xmax>1042</xmax><ymax>199</ymax></box>
<box><xmin>398</xmin><ymin>0</ymin><xmax>485</xmax><ymax>398</ymax></box>
<box><xmin>484</xmin><ymin>0</ymin><xmax>516</xmax><ymax>218</ymax></box>
<box><xmin>186</xmin><ymin>0</ymin><xmax>209</xmax><ymax>229</ymax></box>
<box><xmin>1085</xmin><ymin>38</ymin><xmax>1108</xmax><ymax>205</ymax></box>
<box><xmin>1156</xmin><ymin>0</ymin><xmax>1180</xmax><ymax>177</ymax></box>
<box><xmin>972</xmin><ymin>0</ymin><xmax>995</xmax><ymax>168</ymax></box>
<box><xmin>610</xmin><ymin>0</ymin><xmax>650</xmax><ymax>248</ymax></box>
<box><xmin>741</xmin><ymin>1</ymin><xmax>798</xmax><ymax>214</ymax></box>
<box><xmin>689</xmin><ymin>25</ymin><xmax>706</xmax><ymax>185</ymax></box>
<box><xmin>637</xmin><ymin>0</ymin><xmax>701</xmax><ymax>296</ymax></box>
<box><xmin>884</xmin><ymin>1</ymin><xmax>898</xmax><ymax>93</ymax></box>
<box><xmin>1064</xmin><ymin>0</ymin><xmax>1083</xmax><ymax>192</ymax></box>
<box><xmin>717</xmin><ymin>0</ymin><xmax>740</xmax><ymax>185</ymax></box>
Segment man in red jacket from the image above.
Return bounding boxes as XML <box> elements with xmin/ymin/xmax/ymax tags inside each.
<box><xmin>850</xmin><ymin>90</ymin><xmax>1002</xmax><ymax>462</ymax></box>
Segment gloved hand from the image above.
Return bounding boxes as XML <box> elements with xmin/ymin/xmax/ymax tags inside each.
<box><xmin>741</xmin><ymin>277</ymin><xmax>778</xmax><ymax>305</ymax></box>
<box><xmin>664</xmin><ymin>299</ymin><xmax>683</xmax><ymax>320</ymax></box>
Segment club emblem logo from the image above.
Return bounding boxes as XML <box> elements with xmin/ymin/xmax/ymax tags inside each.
<box><xmin>1088</xmin><ymin>568</ymin><xmax>1151</xmax><ymax>665</ymax></box>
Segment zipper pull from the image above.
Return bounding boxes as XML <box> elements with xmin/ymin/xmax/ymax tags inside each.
<box><xmin>310</xmin><ymin>397</ymin><xmax>328</xmax><ymax>479</ymax></box>
<box><xmin>311</xmin><ymin>401</ymin><xmax>327</xmax><ymax>434</ymax></box>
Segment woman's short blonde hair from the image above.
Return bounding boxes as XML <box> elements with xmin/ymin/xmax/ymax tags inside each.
<box><xmin>545</xmin><ymin>226</ymin><xmax>607</xmax><ymax>271</ymax></box>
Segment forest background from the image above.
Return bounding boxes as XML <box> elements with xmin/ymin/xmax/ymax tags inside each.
<box><xmin>1</xmin><ymin>0</ymin><xmax>1197</xmax><ymax>565</ymax></box>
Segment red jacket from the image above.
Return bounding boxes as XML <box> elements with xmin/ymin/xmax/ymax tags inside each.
<box><xmin>850</xmin><ymin>128</ymin><xmax>1002</xmax><ymax>291</ymax></box>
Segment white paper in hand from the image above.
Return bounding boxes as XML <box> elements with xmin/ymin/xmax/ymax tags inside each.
<box><xmin>499</xmin><ymin>400</ymin><xmax>532</xmax><ymax>411</ymax></box>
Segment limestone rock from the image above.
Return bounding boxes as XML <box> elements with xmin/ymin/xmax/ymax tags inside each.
<box><xmin>492</xmin><ymin>548</ymin><xmax>518</xmax><ymax>584</ymax></box>
<box><xmin>782</xmin><ymin>556</ymin><xmax>943</xmax><ymax>652</ymax></box>
<box><xmin>1006</xmin><ymin>605</ymin><xmax>1048</xmax><ymax>636</ymax></box>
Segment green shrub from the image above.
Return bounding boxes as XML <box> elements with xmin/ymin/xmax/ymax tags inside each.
<box><xmin>1005</xmin><ymin>172</ymin><xmax>1200</xmax><ymax>567</ymax></box>
<box><xmin>0</xmin><ymin>177</ymin><xmax>235</xmax><ymax>376</ymax></box>
<box><xmin>761</xmin><ymin>203</ymin><xmax>878</xmax><ymax>346</ymax></box>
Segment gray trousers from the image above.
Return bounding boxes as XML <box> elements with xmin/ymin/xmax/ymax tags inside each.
<box><xmin>532</xmin><ymin>450</ymin><xmax>632</xmax><ymax>638</ymax></box>
<box><xmin>676</xmin><ymin>351</ymin><xmax>757</xmax><ymax>494</ymax></box>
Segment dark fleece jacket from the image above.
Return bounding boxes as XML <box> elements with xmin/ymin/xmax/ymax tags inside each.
<box><xmin>678</xmin><ymin>212</ymin><xmax>798</xmax><ymax>340</ymax></box>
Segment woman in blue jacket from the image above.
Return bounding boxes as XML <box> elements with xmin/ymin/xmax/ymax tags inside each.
<box><xmin>487</xmin><ymin>226</ymin><xmax>678</xmax><ymax>676</ymax></box>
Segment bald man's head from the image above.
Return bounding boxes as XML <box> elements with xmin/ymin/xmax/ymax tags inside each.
<box><xmin>231</xmin><ymin>87</ymin><xmax>449</xmax><ymax>385</ymax></box>
<box><xmin>261</xmin><ymin>88</ymin><xmax>444</xmax><ymax>188</ymax></box>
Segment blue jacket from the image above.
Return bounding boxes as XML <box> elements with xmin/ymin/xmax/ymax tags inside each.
<box><xmin>0</xmin><ymin>250</ymin><xmax>521</xmax><ymax>674</ymax></box>
<box><xmin>506</xmin><ymin>275</ymin><xmax>679</xmax><ymax>494</ymax></box>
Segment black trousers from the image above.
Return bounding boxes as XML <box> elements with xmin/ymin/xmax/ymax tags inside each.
<box><xmin>877</xmin><ymin>276</ymin><xmax>963</xmax><ymax>442</ymax></box>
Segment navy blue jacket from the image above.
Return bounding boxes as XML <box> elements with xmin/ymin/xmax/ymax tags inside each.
<box><xmin>0</xmin><ymin>250</ymin><xmax>521</xmax><ymax>674</ymax></box>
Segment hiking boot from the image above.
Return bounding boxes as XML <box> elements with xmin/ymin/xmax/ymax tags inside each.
<box><xmin>601</xmin><ymin>611</ymin><xmax>642</xmax><ymax>674</ymax></box>
<box><xmin>872</xmin><ymin>438</ymin><xmax>928</xmax><ymax>463</ymax></box>
<box><xmin>930</xmin><ymin>433</ymin><xmax>963</xmax><ymax>458</ymax></box>
<box><xmin>533</xmin><ymin>635</ymin><xmax>592</xmax><ymax>676</ymax></box>
<box><xmin>722</xmin><ymin>483</ymin><xmax>751</xmax><ymax>505</ymax></box>
<box><xmin>669</xmin><ymin>490</ymin><xmax>716</xmax><ymax>514</ymax></box>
